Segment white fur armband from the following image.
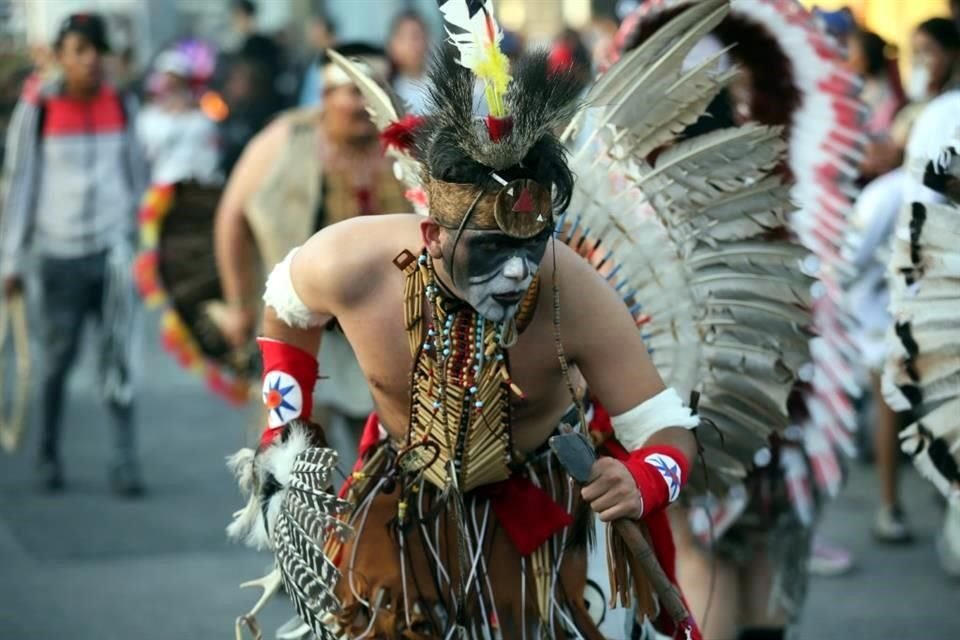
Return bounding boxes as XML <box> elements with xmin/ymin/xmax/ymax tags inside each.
<box><xmin>611</xmin><ymin>388</ymin><xmax>699</xmax><ymax>452</ymax></box>
<box><xmin>263</xmin><ymin>249</ymin><xmax>324</xmax><ymax>329</ymax></box>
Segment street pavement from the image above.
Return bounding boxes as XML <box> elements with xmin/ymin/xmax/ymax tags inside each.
<box><xmin>0</xmin><ymin>312</ymin><xmax>957</xmax><ymax>639</ymax></box>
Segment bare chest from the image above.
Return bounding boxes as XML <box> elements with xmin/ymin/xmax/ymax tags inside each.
<box><xmin>337</xmin><ymin>282</ymin><xmax>579</xmax><ymax>452</ymax></box>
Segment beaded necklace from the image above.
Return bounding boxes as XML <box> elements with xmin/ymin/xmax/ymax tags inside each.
<box><xmin>396</xmin><ymin>249</ymin><xmax>539</xmax><ymax>492</ymax></box>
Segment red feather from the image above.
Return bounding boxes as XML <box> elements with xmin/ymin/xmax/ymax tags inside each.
<box><xmin>380</xmin><ymin>114</ymin><xmax>426</xmax><ymax>152</ymax></box>
<box><xmin>484</xmin><ymin>12</ymin><xmax>495</xmax><ymax>44</ymax></box>
<box><xmin>485</xmin><ymin>115</ymin><xmax>513</xmax><ymax>142</ymax></box>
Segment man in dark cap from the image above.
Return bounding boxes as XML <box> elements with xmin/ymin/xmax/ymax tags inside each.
<box><xmin>0</xmin><ymin>13</ymin><xmax>147</xmax><ymax>495</ymax></box>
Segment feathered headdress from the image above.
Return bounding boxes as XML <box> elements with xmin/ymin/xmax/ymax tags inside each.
<box><xmin>412</xmin><ymin>0</ymin><xmax>585</xmax><ymax>238</ymax></box>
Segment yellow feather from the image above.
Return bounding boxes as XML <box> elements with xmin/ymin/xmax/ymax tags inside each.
<box><xmin>475</xmin><ymin>39</ymin><xmax>511</xmax><ymax>117</ymax></box>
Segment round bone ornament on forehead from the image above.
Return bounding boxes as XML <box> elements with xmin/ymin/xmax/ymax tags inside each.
<box><xmin>492</xmin><ymin>177</ymin><xmax>553</xmax><ymax>239</ymax></box>
<box><xmin>427</xmin><ymin>172</ymin><xmax>554</xmax><ymax>241</ymax></box>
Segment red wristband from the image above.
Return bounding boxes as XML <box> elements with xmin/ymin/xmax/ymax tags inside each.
<box><xmin>621</xmin><ymin>445</ymin><xmax>689</xmax><ymax>517</ymax></box>
<box><xmin>258</xmin><ymin>338</ymin><xmax>318</xmax><ymax>446</ymax></box>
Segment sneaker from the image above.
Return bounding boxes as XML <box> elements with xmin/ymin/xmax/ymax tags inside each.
<box><xmin>808</xmin><ymin>535</ymin><xmax>855</xmax><ymax>576</ymax></box>
<box><xmin>35</xmin><ymin>458</ymin><xmax>64</xmax><ymax>492</ymax></box>
<box><xmin>873</xmin><ymin>505</ymin><xmax>913</xmax><ymax>544</ymax></box>
<box><xmin>110</xmin><ymin>461</ymin><xmax>144</xmax><ymax>498</ymax></box>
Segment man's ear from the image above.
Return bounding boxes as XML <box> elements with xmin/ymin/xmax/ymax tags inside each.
<box><xmin>420</xmin><ymin>218</ymin><xmax>444</xmax><ymax>259</ymax></box>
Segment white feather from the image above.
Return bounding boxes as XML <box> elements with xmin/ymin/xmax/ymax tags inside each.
<box><xmin>438</xmin><ymin>0</ymin><xmax>501</xmax><ymax>71</ymax></box>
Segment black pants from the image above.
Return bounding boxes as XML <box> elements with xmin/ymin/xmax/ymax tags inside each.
<box><xmin>39</xmin><ymin>252</ymin><xmax>135</xmax><ymax>466</ymax></box>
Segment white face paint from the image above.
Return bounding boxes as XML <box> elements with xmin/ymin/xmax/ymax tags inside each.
<box><xmin>464</xmin><ymin>255</ymin><xmax>535</xmax><ymax>323</ymax></box>
<box><xmin>447</xmin><ymin>229</ymin><xmax>550</xmax><ymax>324</ymax></box>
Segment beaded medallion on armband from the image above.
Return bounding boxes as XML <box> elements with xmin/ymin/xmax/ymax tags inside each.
<box><xmin>396</xmin><ymin>249</ymin><xmax>539</xmax><ymax>493</ymax></box>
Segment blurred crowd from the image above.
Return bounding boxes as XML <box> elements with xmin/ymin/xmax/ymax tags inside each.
<box><xmin>0</xmin><ymin>0</ymin><xmax>958</xmax><ymax>583</ymax></box>
<box><xmin>0</xmin><ymin>1</ymin><xmax>627</xmax><ymax>181</ymax></box>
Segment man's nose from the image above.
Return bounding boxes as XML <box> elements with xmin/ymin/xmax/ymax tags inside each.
<box><xmin>502</xmin><ymin>256</ymin><xmax>528</xmax><ymax>280</ymax></box>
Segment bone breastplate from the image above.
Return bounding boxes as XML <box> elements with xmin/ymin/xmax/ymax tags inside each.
<box><xmin>396</xmin><ymin>249</ymin><xmax>539</xmax><ymax>492</ymax></box>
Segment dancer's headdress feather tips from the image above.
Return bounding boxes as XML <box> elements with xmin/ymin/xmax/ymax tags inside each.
<box><xmin>438</xmin><ymin>0</ymin><xmax>512</xmax><ymax>123</ymax></box>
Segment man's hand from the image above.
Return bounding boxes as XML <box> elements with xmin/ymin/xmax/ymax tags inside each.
<box><xmin>581</xmin><ymin>457</ymin><xmax>643</xmax><ymax>522</ymax></box>
<box><xmin>217</xmin><ymin>304</ymin><xmax>256</xmax><ymax>349</ymax></box>
<box><xmin>3</xmin><ymin>276</ymin><xmax>22</xmax><ymax>298</ymax></box>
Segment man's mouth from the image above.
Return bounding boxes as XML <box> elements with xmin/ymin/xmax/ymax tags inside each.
<box><xmin>492</xmin><ymin>291</ymin><xmax>524</xmax><ymax>306</ymax></box>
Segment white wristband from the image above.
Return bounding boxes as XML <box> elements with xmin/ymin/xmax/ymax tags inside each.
<box><xmin>263</xmin><ymin>249</ymin><xmax>324</xmax><ymax>329</ymax></box>
<box><xmin>611</xmin><ymin>387</ymin><xmax>699</xmax><ymax>452</ymax></box>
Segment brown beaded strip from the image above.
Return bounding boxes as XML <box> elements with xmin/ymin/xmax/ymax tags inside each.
<box><xmin>396</xmin><ymin>249</ymin><xmax>539</xmax><ymax>492</ymax></box>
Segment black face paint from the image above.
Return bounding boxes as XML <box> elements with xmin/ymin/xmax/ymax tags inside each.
<box><xmin>444</xmin><ymin>228</ymin><xmax>551</xmax><ymax>322</ymax></box>
<box><xmin>463</xmin><ymin>229</ymin><xmax>551</xmax><ymax>283</ymax></box>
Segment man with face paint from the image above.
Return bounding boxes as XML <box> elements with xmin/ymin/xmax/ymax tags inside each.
<box><xmin>224</xmin><ymin>4</ymin><xmax>701</xmax><ymax>638</ymax></box>
<box><xmin>445</xmin><ymin>228</ymin><xmax>551</xmax><ymax>323</ymax></box>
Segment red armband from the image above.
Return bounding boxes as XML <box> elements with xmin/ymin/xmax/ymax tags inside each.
<box><xmin>258</xmin><ymin>338</ymin><xmax>319</xmax><ymax>447</ymax></box>
<box><xmin>622</xmin><ymin>445</ymin><xmax>690</xmax><ymax>517</ymax></box>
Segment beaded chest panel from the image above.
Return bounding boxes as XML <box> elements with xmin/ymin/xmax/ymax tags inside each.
<box><xmin>397</xmin><ymin>249</ymin><xmax>538</xmax><ymax>492</ymax></box>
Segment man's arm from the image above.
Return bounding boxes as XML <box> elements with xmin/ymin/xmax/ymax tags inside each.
<box><xmin>257</xmin><ymin>219</ymin><xmax>374</xmax><ymax>443</ymax></box>
<box><xmin>213</xmin><ymin>119</ymin><xmax>286</xmax><ymax>346</ymax></box>
<box><xmin>259</xmin><ymin>232</ymin><xmax>339</xmax><ymax>356</ymax></box>
<box><xmin>1</xmin><ymin>96</ymin><xmax>41</xmax><ymax>293</ymax></box>
<box><xmin>554</xmin><ymin>244</ymin><xmax>698</xmax><ymax>521</ymax></box>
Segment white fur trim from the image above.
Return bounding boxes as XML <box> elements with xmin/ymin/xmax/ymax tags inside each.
<box><xmin>611</xmin><ymin>387</ymin><xmax>699</xmax><ymax>452</ymax></box>
<box><xmin>225</xmin><ymin>423</ymin><xmax>313</xmax><ymax>550</ymax></box>
<box><xmin>263</xmin><ymin>249</ymin><xmax>324</xmax><ymax>329</ymax></box>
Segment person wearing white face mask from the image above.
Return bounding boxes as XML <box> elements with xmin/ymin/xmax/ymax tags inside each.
<box><xmin>907</xmin><ymin>18</ymin><xmax>960</xmax><ymax>103</ymax></box>
<box><xmin>886</xmin><ymin>4</ymin><xmax>960</xmax><ymax>576</ymax></box>
<box><xmin>853</xmin><ymin>17</ymin><xmax>960</xmax><ymax>546</ymax></box>
<box><xmin>859</xmin><ymin>19</ymin><xmax>959</xmax><ymax>181</ymax></box>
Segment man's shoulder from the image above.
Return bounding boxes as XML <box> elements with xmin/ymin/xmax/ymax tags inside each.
<box><xmin>300</xmin><ymin>214</ymin><xmax>422</xmax><ymax>306</ymax></box>
<box><xmin>249</xmin><ymin>107</ymin><xmax>319</xmax><ymax>152</ymax></box>
<box><xmin>275</xmin><ymin>105</ymin><xmax>322</xmax><ymax>129</ymax></box>
<box><xmin>540</xmin><ymin>237</ymin><xmax>593</xmax><ymax>284</ymax></box>
<box><xmin>310</xmin><ymin>214</ymin><xmax>420</xmax><ymax>266</ymax></box>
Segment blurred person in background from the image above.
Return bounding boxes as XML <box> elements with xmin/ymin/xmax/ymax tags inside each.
<box><xmin>107</xmin><ymin>47</ymin><xmax>140</xmax><ymax>96</ymax></box>
<box><xmin>812</xmin><ymin>5</ymin><xmax>856</xmax><ymax>49</ymax></box>
<box><xmin>386</xmin><ymin>10</ymin><xmax>431</xmax><ymax>114</ymax></box>
<box><xmin>587</xmin><ymin>11</ymin><xmax>622</xmax><ymax>72</ymax></box>
<box><xmin>0</xmin><ymin>50</ymin><xmax>34</xmax><ymax>173</ymax></box>
<box><xmin>218</xmin><ymin>58</ymin><xmax>275</xmax><ymax>175</ymax></box>
<box><xmin>847</xmin><ymin>29</ymin><xmax>904</xmax><ymax>140</ymax></box>
<box><xmin>548</xmin><ymin>28</ymin><xmax>593</xmax><ymax>88</ymax></box>
<box><xmin>861</xmin><ymin>18</ymin><xmax>960</xmax><ymax>180</ymax></box>
<box><xmin>620</xmin><ymin>2</ymin><xmax>872</xmax><ymax>633</ymax></box>
<box><xmin>230</xmin><ymin>0</ymin><xmax>282</xmax><ymax>81</ymax></box>
<box><xmin>217</xmin><ymin>1</ymin><xmax>297</xmax><ymax>173</ymax></box>
<box><xmin>298</xmin><ymin>13</ymin><xmax>338</xmax><ymax>108</ymax></box>
<box><xmin>213</xmin><ymin>43</ymin><xmax>407</xmax><ymax>460</ymax></box>
<box><xmin>883</xmin><ymin>5</ymin><xmax>960</xmax><ymax>571</ymax></box>
<box><xmin>499</xmin><ymin>29</ymin><xmax>525</xmax><ymax>67</ymax></box>
<box><xmin>908</xmin><ymin>17</ymin><xmax>960</xmax><ymax>102</ymax></box>
<box><xmin>0</xmin><ymin>13</ymin><xmax>147</xmax><ymax>495</ymax></box>
<box><xmin>137</xmin><ymin>49</ymin><xmax>220</xmax><ymax>185</ymax></box>
<box><xmin>850</xmin><ymin>16</ymin><xmax>959</xmax><ymax>545</ymax></box>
